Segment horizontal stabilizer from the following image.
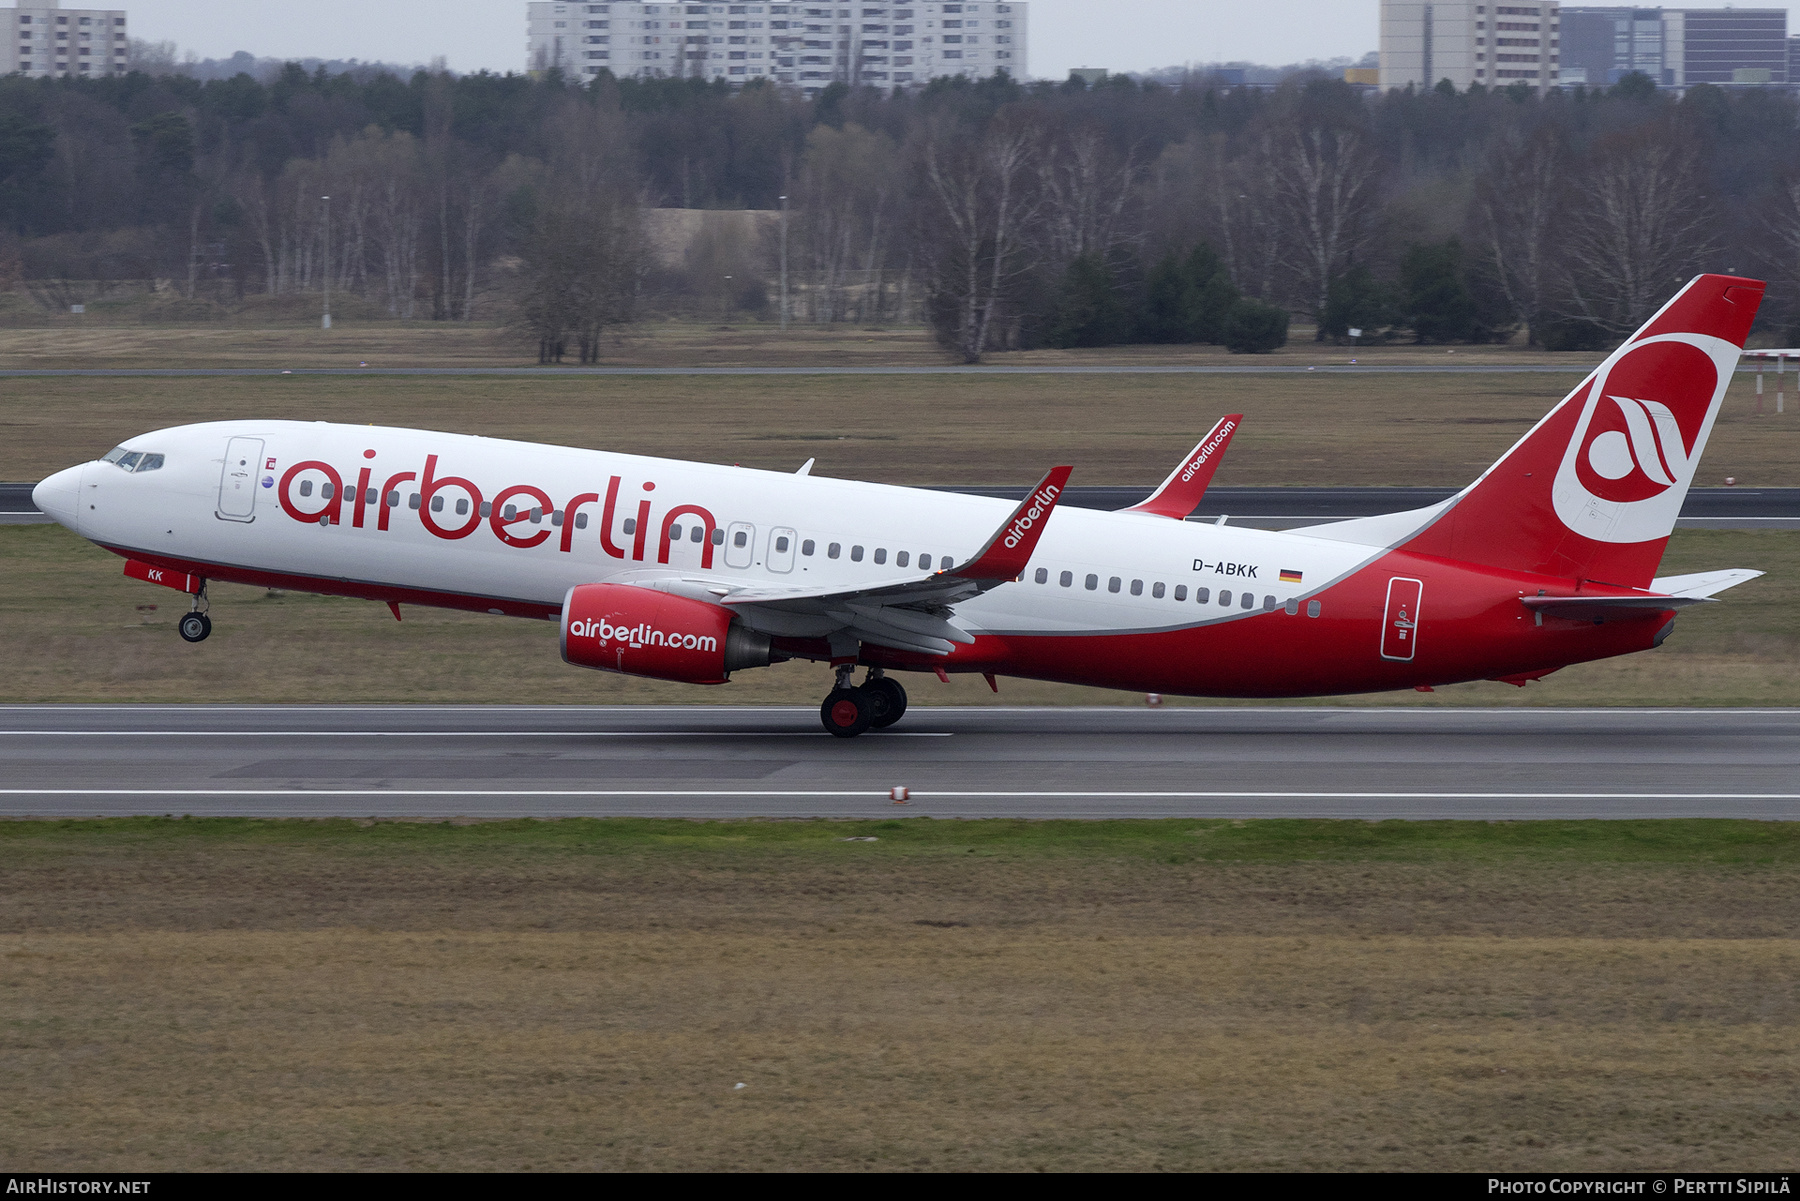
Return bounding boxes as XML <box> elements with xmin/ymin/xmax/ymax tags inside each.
<box><xmin>1648</xmin><ymin>569</ymin><xmax>1764</xmax><ymax>599</ymax></box>
<box><xmin>1521</xmin><ymin>594</ymin><xmax>1709</xmax><ymax>619</ymax></box>
<box><xmin>1123</xmin><ymin>415</ymin><xmax>1243</xmax><ymax>520</ymax></box>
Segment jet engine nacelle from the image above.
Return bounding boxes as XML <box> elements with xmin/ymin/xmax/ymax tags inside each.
<box><xmin>560</xmin><ymin>583</ymin><xmax>772</xmax><ymax>685</ymax></box>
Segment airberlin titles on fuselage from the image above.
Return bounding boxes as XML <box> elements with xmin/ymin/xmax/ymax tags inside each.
<box><xmin>276</xmin><ymin>452</ymin><xmax>718</xmax><ymax>566</ymax></box>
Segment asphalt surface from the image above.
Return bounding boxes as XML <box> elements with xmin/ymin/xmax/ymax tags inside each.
<box><xmin>0</xmin><ymin>365</ymin><xmax>1597</xmax><ymax>378</ymax></box>
<box><xmin>7</xmin><ymin>482</ymin><xmax>1798</xmax><ymax>528</ymax></box>
<box><xmin>2</xmin><ymin>706</ymin><xmax>1796</xmax><ymax>820</ymax></box>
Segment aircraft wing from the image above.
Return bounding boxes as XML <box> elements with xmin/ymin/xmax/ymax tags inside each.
<box><xmin>712</xmin><ymin>466</ymin><xmax>1074</xmax><ymax>656</ymax></box>
<box><xmin>1120</xmin><ymin>415</ymin><xmax>1242</xmax><ymax>520</ymax></box>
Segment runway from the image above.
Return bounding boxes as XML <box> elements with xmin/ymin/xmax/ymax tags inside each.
<box><xmin>8</xmin><ymin>483</ymin><xmax>1797</xmax><ymax>529</ymax></box>
<box><xmin>0</xmin><ymin>364</ymin><xmax>1596</xmax><ymax>378</ymax></box>
<box><xmin>2</xmin><ymin>706</ymin><xmax>1797</xmax><ymax>820</ymax></box>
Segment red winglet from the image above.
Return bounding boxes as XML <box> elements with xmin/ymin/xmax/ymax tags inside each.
<box><xmin>951</xmin><ymin>466</ymin><xmax>1073</xmax><ymax>582</ymax></box>
<box><xmin>1123</xmin><ymin>414</ymin><xmax>1242</xmax><ymax>520</ymax></box>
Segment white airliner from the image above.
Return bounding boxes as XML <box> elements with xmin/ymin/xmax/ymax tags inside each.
<box><xmin>32</xmin><ymin>274</ymin><xmax>1766</xmax><ymax>736</ymax></box>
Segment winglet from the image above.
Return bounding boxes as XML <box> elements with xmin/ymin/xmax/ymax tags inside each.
<box><xmin>951</xmin><ymin>466</ymin><xmax>1073</xmax><ymax>582</ymax></box>
<box><xmin>1122</xmin><ymin>415</ymin><xmax>1243</xmax><ymax>520</ymax></box>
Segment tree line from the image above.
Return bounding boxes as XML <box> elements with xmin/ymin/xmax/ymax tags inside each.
<box><xmin>1</xmin><ymin>64</ymin><xmax>1796</xmax><ymax>359</ymax></box>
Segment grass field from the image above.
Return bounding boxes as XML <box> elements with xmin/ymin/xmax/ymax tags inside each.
<box><xmin>6</xmin><ymin>367</ymin><xmax>1800</xmax><ymax>488</ymax></box>
<box><xmin>2</xmin><ymin>523</ymin><xmax>1795</xmax><ymax>706</ymax></box>
<box><xmin>2</xmin><ymin>817</ymin><xmax>1795</xmax><ymax>1171</ymax></box>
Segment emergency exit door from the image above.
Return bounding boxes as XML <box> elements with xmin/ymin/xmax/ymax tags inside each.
<box><xmin>1380</xmin><ymin>577</ymin><xmax>1424</xmax><ymax>662</ymax></box>
<box><xmin>217</xmin><ymin>437</ymin><xmax>264</xmax><ymax>522</ymax></box>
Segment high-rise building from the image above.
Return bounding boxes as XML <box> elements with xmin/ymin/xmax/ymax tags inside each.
<box><xmin>1558</xmin><ymin>7</ymin><xmax>1787</xmax><ymax>87</ymax></box>
<box><xmin>1</xmin><ymin>0</ymin><xmax>128</xmax><ymax>79</ymax></box>
<box><xmin>1380</xmin><ymin>2</ymin><xmax>1561</xmax><ymax>94</ymax></box>
<box><xmin>527</xmin><ymin>1</ymin><xmax>1028</xmax><ymax>93</ymax></box>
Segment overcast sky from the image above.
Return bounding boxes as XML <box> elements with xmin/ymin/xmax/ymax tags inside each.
<box><xmin>117</xmin><ymin>1</ymin><xmax>1800</xmax><ymax>78</ymax></box>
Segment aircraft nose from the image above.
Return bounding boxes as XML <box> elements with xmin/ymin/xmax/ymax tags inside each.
<box><xmin>32</xmin><ymin>465</ymin><xmax>84</xmax><ymax>532</ymax></box>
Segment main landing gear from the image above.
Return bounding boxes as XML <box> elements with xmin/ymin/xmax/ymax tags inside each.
<box><xmin>177</xmin><ymin>584</ymin><xmax>212</xmax><ymax>644</ymax></box>
<box><xmin>820</xmin><ymin>667</ymin><xmax>909</xmax><ymax>738</ymax></box>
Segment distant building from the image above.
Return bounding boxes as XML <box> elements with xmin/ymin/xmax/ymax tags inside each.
<box><xmin>1068</xmin><ymin>66</ymin><xmax>1105</xmax><ymax>86</ymax></box>
<box><xmin>1344</xmin><ymin>66</ymin><xmax>1381</xmax><ymax>85</ymax></box>
<box><xmin>1379</xmin><ymin>1</ymin><xmax>1561</xmax><ymax>94</ymax></box>
<box><xmin>527</xmin><ymin>1</ymin><xmax>1029</xmax><ymax>94</ymax></box>
<box><xmin>1</xmin><ymin>0</ymin><xmax>128</xmax><ymax>79</ymax></box>
<box><xmin>1558</xmin><ymin>7</ymin><xmax>1787</xmax><ymax>88</ymax></box>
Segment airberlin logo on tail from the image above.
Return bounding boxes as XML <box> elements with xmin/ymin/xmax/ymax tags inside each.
<box><xmin>1001</xmin><ymin>483</ymin><xmax>1062</xmax><ymax>550</ymax></box>
<box><xmin>568</xmin><ymin>618</ymin><xmax>718</xmax><ymax>654</ymax></box>
<box><xmin>1180</xmin><ymin>420</ymin><xmax>1237</xmax><ymax>483</ymax></box>
<box><xmin>1552</xmin><ymin>333</ymin><xmax>1734</xmax><ymax>545</ymax></box>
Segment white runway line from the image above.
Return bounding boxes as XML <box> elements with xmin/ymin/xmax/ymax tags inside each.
<box><xmin>0</xmin><ymin>730</ymin><xmax>953</xmax><ymax>738</ymax></box>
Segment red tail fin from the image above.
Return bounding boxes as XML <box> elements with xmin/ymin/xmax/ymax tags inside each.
<box><xmin>1401</xmin><ymin>274</ymin><xmax>1763</xmax><ymax>588</ymax></box>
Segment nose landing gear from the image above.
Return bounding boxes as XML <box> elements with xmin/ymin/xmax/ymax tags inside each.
<box><xmin>819</xmin><ymin>667</ymin><xmax>911</xmax><ymax>738</ymax></box>
<box><xmin>177</xmin><ymin>583</ymin><xmax>212</xmax><ymax>643</ymax></box>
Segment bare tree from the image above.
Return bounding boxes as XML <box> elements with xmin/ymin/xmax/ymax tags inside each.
<box><xmin>1470</xmin><ymin>125</ymin><xmax>1566</xmax><ymax>346</ymax></box>
<box><xmin>1559</xmin><ymin>126</ymin><xmax>1716</xmax><ymax>335</ymax></box>
<box><xmin>918</xmin><ymin>116</ymin><xmax>1044</xmax><ymax>363</ymax></box>
<box><xmin>1263</xmin><ymin>121</ymin><xmax>1381</xmax><ymax>335</ymax></box>
<box><xmin>1038</xmin><ymin>125</ymin><xmax>1141</xmax><ymax>267</ymax></box>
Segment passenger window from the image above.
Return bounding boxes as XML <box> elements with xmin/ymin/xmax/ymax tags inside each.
<box><xmin>1085</xmin><ymin>574</ymin><xmax>1098</xmax><ymax>591</ymax></box>
<box><xmin>895</xmin><ymin>551</ymin><xmax>909</xmax><ymax>567</ymax></box>
<box><xmin>409</xmin><ymin>494</ymin><xmax>421</xmax><ymax>510</ymax></box>
<box><xmin>919</xmin><ymin>554</ymin><xmax>932</xmax><ymax>570</ymax></box>
<box><xmin>802</xmin><ymin>540</ymin><xmax>815</xmax><ymax>556</ymax></box>
<box><xmin>457</xmin><ymin>499</ymin><xmax>471</xmax><ymax>516</ymax></box>
<box><xmin>1308</xmin><ymin>600</ymin><xmax>1323</xmax><ymax>618</ymax></box>
<box><xmin>1060</xmin><ymin>571</ymin><xmax>1073</xmax><ymax>588</ymax></box>
<box><xmin>387</xmin><ymin>491</ymin><xmax>400</xmax><ymax>507</ymax></box>
<box><xmin>692</xmin><ymin>527</ymin><xmax>705</xmax><ymax>543</ymax></box>
<box><xmin>322</xmin><ymin>483</ymin><xmax>336</xmax><ymax>500</ymax></box>
<box><xmin>851</xmin><ymin>546</ymin><xmax>864</xmax><ymax>562</ymax></box>
<box><xmin>299</xmin><ymin>480</ymin><xmax>313</xmax><ymax>497</ymax></box>
<box><xmin>134</xmin><ymin>454</ymin><xmax>164</xmax><ymax>473</ymax></box>
<box><xmin>1263</xmin><ymin>595</ymin><xmax>1276</xmax><ymax>610</ymax></box>
<box><xmin>552</xmin><ymin>511</ymin><xmax>564</xmax><ymax>527</ymax></box>
<box><xmin>671</xmin><ymin>524</ymin><xmax>683</xmax><ymax>541</ymax></box>
<box><xmin>1242</xmin><ymin>593</ymin><xmax>1256</xmax><ymax>610</ymax></box>
<box><xmin>1175</xmin><ymin>585</ymin><xmax>1188</xmax><ymax>601</ymax></box>
<box><xmin>431</xmin><ymin>496</ymin><xmax>444</xmax><ymax>512</ymax></box>
<box><xmin>1195</xmin><ymin>588</ymin><xmax>1209</xmax><ymax>604</ymax></box>
<box><xmin>734</xmin><ymin>530</ymin><xmax>749</xmax><ymax>548</ymax></box>
<box><xmin>480</xmin><ymin>502</ymin><xmax>492</xmax><ymax>517</ymax></box>
<box><xmin>776</xmin><ymin>535</ymin><xmax>791</xmax><ymax>553</ymax></box>
<box><xmin>1285</xmin><ymin>598</ymin><xmax>1300</xmax><ymax>615</ymax></box>
<box><xmin>829</xmin><ymin>543</ymin><xmax>841</xmax><ymax>559</ymax></box>
<box><xmin>874</xmin><ymin>548</ymin><xmax>887</xmax><ymax>565</ymax></box>
<box><xmin>576</xmin><ymin>512</ymin><xmax>589</xmax><ymax>530</ymax></box>
<box><xmin>1035</xmin><ymin>568</ymin><xmax>1048</xmax><ymax>584</ymax></box>
<box><xmin>1152</xmin><ymin>582</ymin><xmax>1165</xmax><ymax>599</ymax></box>
<box><xmin>1130</xmin><ymin>580</ymin><xmax>1143</xmax><ymax>597</ymax></box>
<box><xmin>529</xmin><ymin>508</ymin><xmax>542</xmax><ymax>524</ymax></box>
<box><xmin>504</xmin><ymin>505</ymin><xmax>518</xmax><ymax>521</ymax></box>
<box><xmin>712</xmin><ymin>528</ymin><xmax>725</xmax><ymax>545</ymax></box>
<box><xmin>1219</xmin><ymin>590</ymin><xmax>1231</xmax><ymax>606</ymax></box>
<box><xmin>623</xmin><ymin>518</ymin><xmax>637</xmax><ymax>535</ymax></box>
<box><xmin>1108</xmin><ymin>577</ymin><xmax>1121</xmax><ymax>593</ymax></box>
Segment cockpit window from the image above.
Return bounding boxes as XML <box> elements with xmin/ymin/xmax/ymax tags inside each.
<box><xmin>134</xmin><ymin>454</ymin><xmax>164</xmax><ymax>473</ymax></box>
<box><xmin>103</xmin><ymin>448</ymin><xmax>165</xmax><ymax>472</ymax></box>
<box><xmin>102</xmin><ymin>446</ymin><xmax>129</xmax><ymax>464</ymax></box>
<box><xmin>115</xmin><ymin>451</ymin><xmax>142</xmax><ymax>471</ymax></box>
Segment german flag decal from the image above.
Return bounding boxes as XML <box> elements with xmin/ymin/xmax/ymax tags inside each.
<box><xmin>1279</xmin><ymin>569</ymin><xmax>1304</xmax><ymax>584</ymax></box>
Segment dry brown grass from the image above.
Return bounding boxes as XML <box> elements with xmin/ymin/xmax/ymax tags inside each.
<box><xmin>3</xmin><ymin>828</ymin><xmax>1796</xmax><ymax>1172</ymax></box>
<box><xmin>7</xmin><ymin>368</ymin><xmax>1800</xmax><ymax>488</ymax></box>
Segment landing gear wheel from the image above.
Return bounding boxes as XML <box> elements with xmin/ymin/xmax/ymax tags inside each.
<box><xmin>821</xmin><ymin>688</ymin><xmax>872</xmax><ymax>739</ymax></box>
<box><xmin>178</xmin><ymin>612</ymin><xmax>212</xmax><ymax>644</ymax></box>
<box><xmin>863</xmin><ymin>676</ymin><xmax>908</xmax><ymax>728</ymax></box>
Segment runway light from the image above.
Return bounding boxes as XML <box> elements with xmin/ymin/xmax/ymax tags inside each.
<box><xmin>890</xmin><ymin>786</ymin><xmax>910</xmax><ymax>803</ymax></box>
<box><xmin>1146</xmin><ymin>693</ymin><xmax>1164</xmax><ymax>708</ymax></box>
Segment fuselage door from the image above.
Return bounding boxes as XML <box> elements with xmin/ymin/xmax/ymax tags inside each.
<box><xmin>1381</xmin><ymin>577</ymin><xmax>1424</xmax><ymax>662</ymax></box>
<box><xmin>217</xmin><ymin>436</ymin><xmax>264</xmax><ymax>522</ymax></box>
<box><xmin>724</xmin><ymin>521</ymin><xmax>756</xmax><ymax>570</ymax></box>
<box><xmin>767</xmin><ymin>527</ymin><xmax>797</xmax><ymax>574</ymax></box>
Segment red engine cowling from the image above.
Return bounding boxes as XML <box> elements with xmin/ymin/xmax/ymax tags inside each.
<box><xmin>560</xmin><ymin>583</ymin><xmax>772</xmax><ymax>685</ymax></box>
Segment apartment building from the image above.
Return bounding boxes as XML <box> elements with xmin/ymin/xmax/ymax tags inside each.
<box><xmin>1380</xmin><ymin>1</ymin><xmax>1560</xmax><ymax>93</ymax></box>
<box><xmin>1560</xmin><ymin>7</ymin><xmax>1787</xmax><ymax>87</ymax></box>
<box><xmin>2</xmin><ymin>0</ymin><xmax>128</xmax><ymax>79</ymax></box>
<box><xmin>527</xmin><ymin>1</ymin><xmax>1028</xmax><ymax>92</ymax></box>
